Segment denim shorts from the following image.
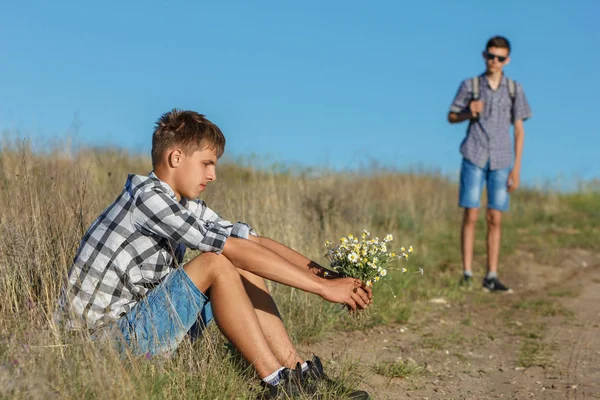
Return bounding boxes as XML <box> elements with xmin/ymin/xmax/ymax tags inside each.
<box><xmin>459</xmin><ymin>158</ymin><xmax>510</xmax><ymax>211</ymax></box>
<box><xmin>115</xmin><ymin>267</ymin><xmax>213</xmax><ymax>357</ymax></box>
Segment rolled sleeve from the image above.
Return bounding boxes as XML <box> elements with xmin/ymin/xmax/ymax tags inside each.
<box><xmin>199</xmin><ymin>221</ymin><xmax>230</xmax><ymax>253</ymax></box>
<box><xmin>185</xmin><ymin>199</ymin><xmax>257</xmax><ymax>239</ymax></box>
<box><xmin>132</xmin><ymin>189</ymin><xmax>229</xmax><ymax>253</ymax></box>
<box><xmin>231</xmin><ymin>222</ymin><xmax>258</xmax><ymax>239</ymax></box>
<box><xmin>449</xmin><ymin>80</ymin><xmax>471</xmax><ymax>114</ymax></box>
<box><xmin>512</xmin><ymin>83</ymin><xmax>532</xmax><ymax>123</ymax></box>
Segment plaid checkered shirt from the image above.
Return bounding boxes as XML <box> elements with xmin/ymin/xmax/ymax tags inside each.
<box><xmin>450</xmin><ymin>74</ymin><xmax>532</xmax><ymax>170</ymax></box>
<box><xmin>57</xmin><ymin>172</ymin><xmax>255</xmax><ymax>330</ymax></box>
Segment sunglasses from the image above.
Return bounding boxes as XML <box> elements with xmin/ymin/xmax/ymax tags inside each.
<box><xmin>485</xmin><ymin>52</ymin><xmax>507</xmax><ymax>63</ymax></box>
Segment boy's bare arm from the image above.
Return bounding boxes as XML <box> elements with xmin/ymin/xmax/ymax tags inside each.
<box><xmin>448</xmin><ymin>101</ymin><xmax>483</xmax><ymax>123</ymax></box>
<box><xmin>508</xmin><ymin>119</ymin><xmax>525</xmax><ymax>192</ymax></box>
<box><xmin>448</xmin><ymin>112</ymin><xmax>471</xmax><ymax>123</ymax></box>
<box><xmin>248</xmin><ymin>235</ymin><xmax>340</xmax><ymax>278</ymax></box>
<box><xmin>221</xmin><ymin>237</ymin><xmax>372</xmax><ymax>310</ymax></box>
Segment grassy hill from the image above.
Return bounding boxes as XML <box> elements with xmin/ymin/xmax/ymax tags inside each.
<box><xmin>0</xmin><ymin>143</ymin><xmax>598</xmax><ymax>398</ymax></box>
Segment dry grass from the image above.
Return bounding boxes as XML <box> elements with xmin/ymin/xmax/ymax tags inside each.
<box><xmin>0</xmin><ymin>139</ymin><xmax>598</xmax><ymax>398</ymax></box>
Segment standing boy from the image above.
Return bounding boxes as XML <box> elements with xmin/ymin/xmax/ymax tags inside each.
<box><xmin>447</xmin><ymin>36</ymin><xmax>532</xmax><ymax>292</ymax></box>
<box><xmin>58</xmin><ymin>109</ymin><xmax>371</xmax><ymax>399</ymax></box>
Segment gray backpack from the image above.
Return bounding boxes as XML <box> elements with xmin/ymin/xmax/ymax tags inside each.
<box><xmin>471</xmin><ymin>76</ymin><xmax>516</xmax><ymax>103</ymax></box>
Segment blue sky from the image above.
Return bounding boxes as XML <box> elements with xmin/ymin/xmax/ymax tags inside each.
<box><xmin>1</xmin><ymin>0</ymin><xmax>598</xmax><ymax>188</ymax></box>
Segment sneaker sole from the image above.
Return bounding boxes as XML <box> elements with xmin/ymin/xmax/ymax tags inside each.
<box><xmin>482</xmin><ymin>287</ymin><xmax>514</xmax><ymax>294</ymax></box>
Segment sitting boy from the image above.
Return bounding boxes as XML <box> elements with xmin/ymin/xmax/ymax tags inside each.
<box><xmin>58</xmin><ymin>109</ymin><xmax>372</xmax><ymax>399</ymax></box>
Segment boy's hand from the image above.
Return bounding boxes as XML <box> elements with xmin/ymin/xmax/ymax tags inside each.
<box><xmin>320</xmin><ymin>278</ymin><xmax>373</xmax><ymax>311</ymax></box>
<box><xmin>507</xmin><ymin>170</ymin><xmax>520</xmax><ymax>192</ymax></box>
<box><xmin>469</xmin><ymin>100</ymin><xmax>484</xmax><ymax>118</ymax></box>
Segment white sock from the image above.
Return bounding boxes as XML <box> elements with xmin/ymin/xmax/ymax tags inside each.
<box><xmin>262</xmin><ymin>367</ymin><xmax>286</xmax><ymax>386</ymax></box>
<box><xmin>486</xmin><ymin>271</ymin><xmax>497</xmax><ymax>279</ymax></box>
<box><xmin>301</xmin><ymin>362</ymin><xmax>309</xmax><ymax>373</ymax></box>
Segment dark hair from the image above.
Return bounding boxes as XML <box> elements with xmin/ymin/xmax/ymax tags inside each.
<box><xmin>486</xmin><ymin>36</ymin><xmax>511</xmax><ymax>54</ymax></box>
<box><xmin>151</xmin><ymin>109</ymin><xmax>226</xmax><ymax>168</ymax></box>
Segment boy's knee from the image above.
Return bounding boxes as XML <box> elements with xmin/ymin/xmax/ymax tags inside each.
<box><xmin>486</xmin><ymin>211</ymin><xmax>502</xmax><ymax>227</ymax></box>
<box><xmin>463</xmin><ymin>209</ymin><xmax>479</xmax><ymax>226</ymax></box>
<box><xmin>184</xmin><ymin>253</ymin><xmax>241</xmax><ymax>291</ymax></box>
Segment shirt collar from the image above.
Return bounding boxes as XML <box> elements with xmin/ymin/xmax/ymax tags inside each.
<box><xmin>147</xmin><ymin>171</ymin><xmax>177</xmax><ymax>199</ymax></box>
<box><xmin>480</xmin><ymin>73</ymin><xmax>508</xmax><ymax>89</ymax></box>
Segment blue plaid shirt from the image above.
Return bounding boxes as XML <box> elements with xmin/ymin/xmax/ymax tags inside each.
<box><xmin>450</xmin><ymin>74</ymin><xmax>532</xmax><ymax>170</ymax></box>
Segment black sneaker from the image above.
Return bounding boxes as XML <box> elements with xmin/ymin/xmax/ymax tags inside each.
<box><xmin>459</xmin><ymin>274</ymin><xmax>473</xmax><ymax>290</ymax></box>
<box><xmin>304</xmin><ymin>355</ymin><xmax>370</xmax><ymax>400</ymax></box>
<box><xmin>482</xmin><ymin>277</ymin><xmax>513</xmax><ymax>293</ymax></box>
<box><xmin>259</xmin><ymin>367</ymin><xmax>319</xmax><ymax>399</ymax></box>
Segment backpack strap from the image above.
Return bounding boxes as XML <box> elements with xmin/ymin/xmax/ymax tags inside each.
<box><xmin>507</xmin><ymin>78</ymin><xmax>516</xmax><ymax>102</ymax></box>
<box><xmin>471</xmin><ymin>76</ymin><xmax>480</xmax><ymax>101</ymax></box>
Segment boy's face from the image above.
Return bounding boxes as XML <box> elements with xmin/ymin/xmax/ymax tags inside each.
<box><xmin>172</xmin><ymin>146</ymin><xmax>218</xmax><ymax>200</ymax></box>
<box><xmin>483</xmin><ymin>46</ymin><xmax>510</xmax><ymax>74</ymax></box>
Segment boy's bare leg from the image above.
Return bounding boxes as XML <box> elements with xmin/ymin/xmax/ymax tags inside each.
<box><xmin>183</xmin><ymin>252</ymin><xmax>282</xmax><ymax>378</ymax></box>
<box><xmin>486</xmin><ymin>209</ymin><xmax>502</xmax><ymax>274</ymax></box>
<box><xmin>237</xmin><ymin>268</ymin><xmax>304</xmax><ymax>369</ymax></box>
<box><xmin>461</xmin><ymin>208</ymin><xmax>479</xmax><ymax>274</ymax></box>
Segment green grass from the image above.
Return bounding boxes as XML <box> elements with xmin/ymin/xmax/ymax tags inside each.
<box><xmin>518</xmin><ymin>341</ymin><xmax>551</xmax><ymax>368</ymax></box>
<box><xmin>513</xmin><ymin>298</ymin><xmax>574</xmax><ymax>318</ymax></box>
<box><xmin>373</xmin><ymin>359</ymin><xmax>424</xmax><ymax>379</ymax></box>
<box><xmin>548</xmin><ymin>289</ymin><xmax>577</xmax><ymax>298</ymax></box>
<box><xmin>421</xmin><ymin>329</ymin><xmax>466</xmax><ymax>351</ymax></box>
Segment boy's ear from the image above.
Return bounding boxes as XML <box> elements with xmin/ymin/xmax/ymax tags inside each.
<box><xmin>167</xmin><ymin>149</ymin><xmax>183</xmax><ymax>168</ymax></box>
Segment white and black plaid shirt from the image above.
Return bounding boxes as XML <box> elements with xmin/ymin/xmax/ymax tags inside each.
<box><xmin>58</xmin><ymin>172</ymin><xmax>254</xmax><ymax>330</ymax></box>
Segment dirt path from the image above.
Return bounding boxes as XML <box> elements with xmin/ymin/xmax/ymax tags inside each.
<box><xmin>543</xmin><ymin>264</ymin><xmax>600</xmax><ymax>399</ymax></box>
<box><xmin>301</xmin><ymin>249</ymin><xmax>600</xmax><ymax>399</ymax></box>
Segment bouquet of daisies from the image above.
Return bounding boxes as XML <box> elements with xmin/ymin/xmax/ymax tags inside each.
<box><xmin>324</xmin><ymin>230</ymin><xmax>417</xmax><ymax>288</ymax></box>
